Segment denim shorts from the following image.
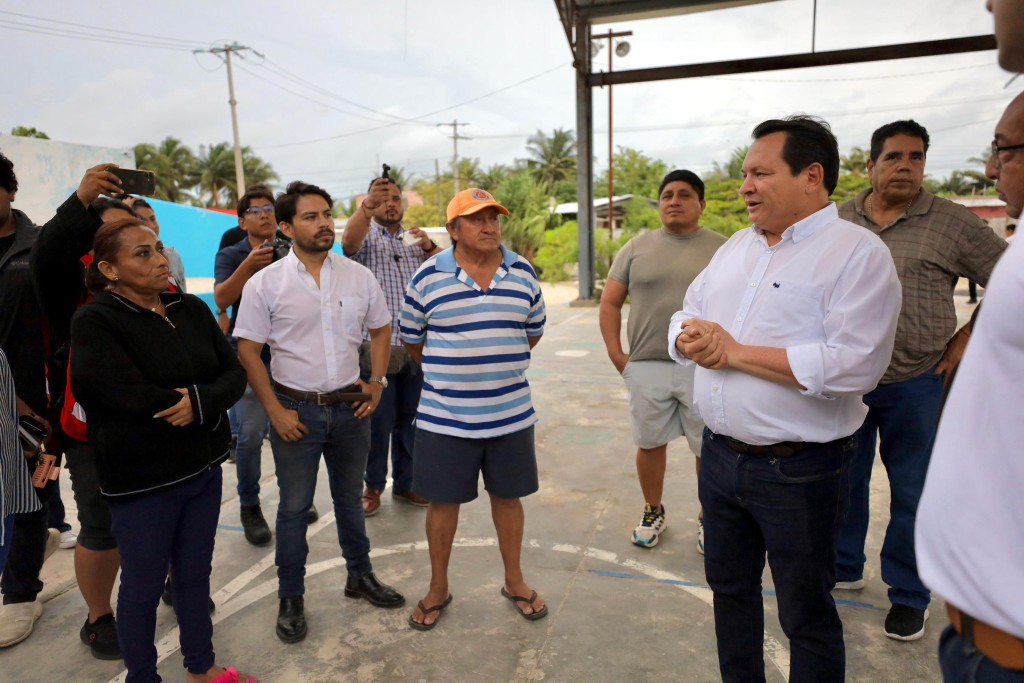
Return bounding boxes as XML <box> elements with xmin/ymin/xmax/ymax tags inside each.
<box><xmin>413</xmin><ymin>426</ymin><xmax>538</xmax><ymax>504</ymax></box>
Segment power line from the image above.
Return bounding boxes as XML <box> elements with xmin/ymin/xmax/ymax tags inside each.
<box><xmin>0</xmin><ymin>20</ymin><xmax>200</xmax><ymax>51</ymax></box>
<box><xmin>256</xmin><ymin>63</ymin><xmax>569</xmax><ymax>150</ymax></box>
<box><xmin>0</xmin><ymin>8</ymin><xmax>207</xmax><ymax>48</ymax></box>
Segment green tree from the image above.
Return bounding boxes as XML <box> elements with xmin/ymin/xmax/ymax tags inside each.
<box><xmin>709</xmin><ymin>145</ymin><xmax>748</xmax><ymax>181</ymax></box>
<box><xmin>524</xmin><ymin>128</ymin><xmax>577</xmax><ymax>187</ymax></box>
<box><xmin>194</xmin><ymin>143</ymin><xmax>277</xmax><ymax>208</ymax></box>
<box><xmin>241</xmin><ymin>149</ymin><xmax>278</xmax><ymax>197</ymax></box>
<box><xmin>596</xmin><ymin>147</ymin><xmax>667</xmax><ymax>199</ymax></box>
<box><xmin>534</xmin><ymin>220</ymin><xmax>578</xmax><ymax>282</ymax></box>
<box><xmin>134</xmin><ymin>136</ymin><xmax>199</xmax><ymax>203</ymax></box>
<box><xmin>384</xmin><ymin>165</ymin><xmax>415</xmax><ymax>190</ymax></box>
<box><xmin>478</xmin><ymin>163</ymin><xmax>510</xmax><ymax>192</ymax></box>
<box><xmin>10</xmin><ymin>126</ymin><xmax>49</xmax><ymax>139</ymax></box>
<box><xmin>840</xmin><ymin>147</ymin><xmax>870</xmax><ymax>176</ymax></box>
<box><xmin>494</xmin><ymin>171</ymin><xmax>553</xmax><ymax>263</ymax></box>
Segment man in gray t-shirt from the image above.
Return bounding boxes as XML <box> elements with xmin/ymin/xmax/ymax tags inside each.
<box><xmin>599</xmin><ymin>170</ymin><xmax>726</xmax><ymax>551</ymax></box>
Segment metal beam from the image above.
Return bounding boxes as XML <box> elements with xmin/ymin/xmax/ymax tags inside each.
<box><xmin>580</xmin><ymin>0</ymin><xmax>782</xmax><ymax>24</ymax></box>
<box><xmin>588</xmin><ymin>34</ymin><xmax>997</xmax><ymax>87</ymax></box>
<box><xmin>574</xmin><ymin>19</ymin><xmax>596</xmax><ymax>303</ymax></box>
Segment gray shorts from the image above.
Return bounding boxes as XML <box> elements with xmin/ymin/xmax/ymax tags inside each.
<box><xmin>64</xmin><ymin>441</ymin><xmax>117</xmax><ymax>551</ymax></box>
<box><xmin>413</xmin><ymin>426</ymin><xmax>538</xmax><ymax>504</ymax></box>
<box><xmin>623</xmin><ymin>359</ymin><xmax>704</xmax><ymax>456</ymax></box>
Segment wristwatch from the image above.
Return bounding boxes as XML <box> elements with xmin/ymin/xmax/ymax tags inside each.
<box><xmin>368</xmin><ymin>376</ymin><xmax>389</xmax><ymax>389</ymax></box>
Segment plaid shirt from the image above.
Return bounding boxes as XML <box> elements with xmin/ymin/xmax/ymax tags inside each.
<box><xmin>349</xmin><ymin>219</ymin><xmax>433</xmax><ymax>345</ymax></box>
<box><xmin>839</xmin><ymin>189</ymin><xmax>1007</xmax><ymax>383</ymax></box>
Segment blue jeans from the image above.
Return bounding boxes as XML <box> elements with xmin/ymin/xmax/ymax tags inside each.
<box><xmin>270</xmin><ymin>393</ymin><xmax>373</xmax><ymax>598</ymax></box>
<box><xmin>939</xmin><ymin>625</ymin><xmax>1024</xmax><ymax>682</ymax></box>
<box><xmin>107</xmin><ymin>467</ymin><xmax>222</xmax><ymax>683</ymax></box>
<box><xmin>234</xmin><ymin>370</ymin><xmax>270</xmax><ymax>507</ymax></box>
<box><xmin>364</xmin><ymin>360</ymin><xmax>421</xmax><ymax>494</ymax></box>
<box><xmin>46</xmin><ymin>481</ymin><xmax>73</xmax><ymax>533</ymax></box>
<box><xmin>835</xmin><ymin>369</ymin><xmax>942</xmax><ymax>611</ymax></box>
<box><xmin>700</xmin><ymin>430</ymin><xmax>851</xmax><ymax>683</ymax></box>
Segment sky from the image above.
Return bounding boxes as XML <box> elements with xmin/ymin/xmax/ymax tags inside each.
<box><xmin>1</xmin><ymin>0</ymin><xmax>1015</xmax><ymax>202</ymax></box>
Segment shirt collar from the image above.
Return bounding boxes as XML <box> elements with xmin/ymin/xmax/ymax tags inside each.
<box><xmin>434</xmin><ymin>245</ymin><xmax>515</xmax><ymax>273</ymax></box>
<box><xmin>754</xmin><ymin>202</ymin><xmax>838</xmax><ymax>245</ymax></box>
<box><xmin>284</xmin><ymin>247</ymin><xmax>335</xmax><ymax>273</ymax></box>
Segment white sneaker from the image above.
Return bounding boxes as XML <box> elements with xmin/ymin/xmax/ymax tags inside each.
<box><xmin>58</xmin><ymin>530</ymin><xmax>78</xmax><ymax>549</ymax></box>
<box><xmin>0</xmin><ymin>600</ymin><xmax>43</xmax><ymax>648</ymax></box>
<box><xmin>697</xmin><ymin>519</ymin><xmax>705</xmax><ymax>555</ymax></box>
<box><xmin>44</xmin><ymin>529</ymin><xmax>60</xmax><ymax>562</ymax></box>
<box><xmin>833</xmin><ymin>578</ymin><xmax>865</xmax><ymax>591</ymax></box>
<box><xmin>631</xmin><ymin>503</ymin><xmax>666</xmax><ymax>548</ymax></box>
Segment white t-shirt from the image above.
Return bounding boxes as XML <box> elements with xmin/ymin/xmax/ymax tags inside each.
<box><xmin>234</xmin><ymin>250</ymin><xmax>391</xmax><ymax>392</ymax></box>
<box><xmin>917</xmin><ymin>237</ymin><xmax>1024</xmax><ymax>638</ymax></box>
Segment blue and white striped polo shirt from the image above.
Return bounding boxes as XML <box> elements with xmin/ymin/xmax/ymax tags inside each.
<box><xmin>399</xmin><ymin>246</ymin><xmax>546</xmax><ymax>439</ymax></box>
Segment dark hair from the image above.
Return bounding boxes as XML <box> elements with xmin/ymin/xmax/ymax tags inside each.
<box><xmin>752</xmin><ymin>115</ymin><xmax>840</xmax><ymax>194</ymax></box>
<box><xmin>869</xmin><ymin>120</ymin><xmax>930</xmax><ymax>162</ymax></box>
<box><xmin>91</xmin><ymin>197</ymin><xmax>140</xmax><ymax>220</ymax></box>
<box><xmin>366</xmin><ymin>177</ymin><xmax>402</xmax><ymax>193</ymax></box>
<box><xmin>132</xmin><ymin>198</ymin><xmax>153</xmax><ymax>212</ymax></box>
<box><xmin>84</xmin><ymin>218</ymin><xmax>150</xmax><ymax>293</ymax></box>
<box><xmin>275</xmin><ymin>181</ymin><xmax>334</xmax><ymax>225</ymax></box>
<box><xmin>236</xmin><ymin>185</ymin><xmax>275</xmax><ymax>217</ymax></box>
<box><xmin>0</xmin><ymin>151</ymin><xmax>17</xmax><ymax>194</ymax></box>
<box><xmin>658</xmin><ymin>170</ymin><xmax>704</xmax><ymax>201</ymax></box>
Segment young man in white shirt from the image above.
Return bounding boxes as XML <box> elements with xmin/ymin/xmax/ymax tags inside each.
<box><xmin>235</xmin><ymin>181</ymin><xmax>404</xmax><ymax>644</ymax></box>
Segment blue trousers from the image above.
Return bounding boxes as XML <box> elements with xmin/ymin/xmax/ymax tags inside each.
<box><xmin>701</xmin><ymin>430</ymin><xmax>850</xmax><ymax>683</ymax></box>
<box><xmin>108</xmin><ymin>467</ymin><xmax>222</xmax><ymax>683</ymax></box>
<box><xmin>270</xmin><ymin>393</ymin><xmax>372</xmax><ymax>598</ymax></box>
<box><xmin>939</xmin><ymin>625</ymin><xmax>1024</xmax><ymax>682</ymax></box>
<box><xmin>234</xmin><ymin>381</ymin><xmax>269</xmax><ymax>507</ymax></box>
<box><xmin>364</xmin><ymin>360</ymin><xmax>421</xmax><ymax>494</ymax></box>
<box><xmin>835</xmin><ymin>369</ymin><xmax>942</xmax><ymax>611</ymax></box>
<box><xmin>0</xmin><ymin>515</ymin><xmax>12</xmax><ymax>574</ymax></box>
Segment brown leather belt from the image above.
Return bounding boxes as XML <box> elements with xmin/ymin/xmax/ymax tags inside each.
<box><xmin>274</xmin><ymin>382</ymin><xmax>369</xmax><ymax>406</ymax></box>
<box><xmin>946</xmin><ymin>603</ymin><xmax>1024</xmax><ymax>670</ymax></box>
<box><xmin>721</xmin><ymin>435</ymin><xmax>847</xmax><ymax>458</ymax></box>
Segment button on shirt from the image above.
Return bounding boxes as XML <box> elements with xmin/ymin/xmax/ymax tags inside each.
<box><xmin>917</xmin><ymin>237</ymin><xmax>1024</xmax><ymax>639</ymax></box>
<box><xmin>233</xmin><ymin>250</ymin><xmax>391</xmax><ymax>392</ymax></box>
<box><xmin>667</xmin><ymin>203</ymin><xmax>901</xmax><ymax>445</ymax></box>
<box><xmin>349</xmin><ymin>219</ymin><xmax>433</xmax><ymax>345</ymax></box>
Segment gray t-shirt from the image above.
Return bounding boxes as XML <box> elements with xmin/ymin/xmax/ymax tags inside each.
<box><xmin>608</xmin><ymin>227</ymin><xmax>727</xmax><ymax>361</ymax></box>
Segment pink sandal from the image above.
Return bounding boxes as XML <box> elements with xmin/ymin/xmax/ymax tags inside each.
<box><xmin>211</xmin><ymin>667</ymin><xmax>257</xmax><ymax>683</ymax></box>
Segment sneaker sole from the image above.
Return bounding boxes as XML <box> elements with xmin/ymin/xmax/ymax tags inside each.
<box><xmin>631</xmin><ymin>533</ymin><xmax>661</xmax><ymax>548</ymax></box>
<box><xmin>884</xmin><ymin>609</ymin><xmax>929</xmax><ymax>641</ymax></box>
<box><xmin>834</xmin><ymin>579</ymin><xmax>865</xmax><ymax>591</ymax></box>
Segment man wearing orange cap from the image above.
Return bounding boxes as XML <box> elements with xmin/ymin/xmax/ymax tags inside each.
<box><xmin>400</xmin><ymin>188</ymin><xmax>547</xmax><ymax>630</ymax></box>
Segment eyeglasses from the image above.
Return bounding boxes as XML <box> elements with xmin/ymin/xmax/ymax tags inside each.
<box><xmin>990</xmin><ymin>140</ymin><xmax>1024</xmax><ymax>170</ymax></box>
<box><xmin>244</xmin><ymin>204</ymin><xmax>275</xmax><ymax>217</ymax></box>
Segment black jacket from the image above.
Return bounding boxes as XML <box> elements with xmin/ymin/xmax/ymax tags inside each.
<box><xmin>0</xmin><ymin>209</ymin><xmax>46</xmax><ymax>413</ymax></box>
<box><xmin>70</xmin><ymin>290</ymin><xmax>246</xmax><ymax>497</ymax></box>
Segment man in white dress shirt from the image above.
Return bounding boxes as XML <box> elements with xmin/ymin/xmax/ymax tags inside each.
<box><xmin>668</xmin><ymin>116</ymin><xmax>901</xmax><ymax>682</ymax></box>
<box><xmin>915</xmin><ymin>91</ymin><xmax>1024</xmax><ymax>681</ymax></box>
<box><xmin>235</xmin><ymin>181</ymin><xmax>405</xmax><ymax>645</ymax></box>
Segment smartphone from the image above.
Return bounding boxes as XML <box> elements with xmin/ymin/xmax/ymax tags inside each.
<box><xmin>111</xmin><ymin>168</ymin><xmax>157</xmax><ymax>196</ymax></box>
<box><xmin>18</xmin><ymin>415</ymin><xmax>47</xmax><ymax>454</ymax></box>
<box><xmin>381</xmin><ymin>163</ymin><xmax>390</xmax><ymax>180</ymax></box>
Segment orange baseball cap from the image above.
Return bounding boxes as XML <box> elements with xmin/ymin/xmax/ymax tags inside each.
<box><xmin>446</xmin><ymin>188</ymin><xmax>510</xmax><ymax>222</ymax></box>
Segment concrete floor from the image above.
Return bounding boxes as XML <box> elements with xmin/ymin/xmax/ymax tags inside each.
<box><xmin>5</xmin><ymin>281</ymin><xmax>981</xmax><ymax>683</ymax></box>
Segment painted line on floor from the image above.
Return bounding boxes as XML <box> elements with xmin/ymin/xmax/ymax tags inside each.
<box><xmin>105</xmin><ymin>532</ymin><xmax>791</xmax><ymax>683</ymax></box>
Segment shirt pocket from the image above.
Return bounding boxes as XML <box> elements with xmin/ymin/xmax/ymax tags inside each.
<box><xmin>339</xmin><ymin>295</ymin><xmax>370</xmax><ymax>340</ymax></box>
<box><xmin>753</xmin><ymin>281</ymin><xmax>826</xmax><ymax>343</ymax></box>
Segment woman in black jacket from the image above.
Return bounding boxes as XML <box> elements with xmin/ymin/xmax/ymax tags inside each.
<box><xmin>70</xmin><ymin>218</ymin><xmax>254</xmax><ymax>683</ymax></box>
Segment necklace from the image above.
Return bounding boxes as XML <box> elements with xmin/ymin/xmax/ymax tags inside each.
<box><xmin>867</xmin><ymin>191</ymin><xmax>916</xmax><ymax>220</ymax></box>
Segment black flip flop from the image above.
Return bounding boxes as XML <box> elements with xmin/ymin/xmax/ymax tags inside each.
<box><xmin>500</xmin><ymin>587</ymin><xmax>548</xmax><ymax>621</ymax></box>
<box><xmin>408</xmin><ymin>594</ymin><xmax>453</xmax><ymax>631</ymax></box>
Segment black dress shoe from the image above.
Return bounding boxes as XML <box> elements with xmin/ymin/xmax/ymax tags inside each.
<box><xmin>276</xmin><ymin>596</ymin><xmax>306</xmax><ymax>643</ymax></box>
<box><xmin>343</xmin><ymin>571</ymin><xmax>405</xmax><ymax>608</ymax></box>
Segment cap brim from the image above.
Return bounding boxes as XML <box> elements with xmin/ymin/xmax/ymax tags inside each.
<box><xmin>457</xmin><ymin>201</ymin><xmax>510</xmax><ymax>219</ymax></box>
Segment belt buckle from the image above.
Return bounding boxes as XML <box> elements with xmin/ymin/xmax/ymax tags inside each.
<box><xmin>316</xmin><ymin>392</ymin><xmax>329</xmax><ymax>406</ymax></box>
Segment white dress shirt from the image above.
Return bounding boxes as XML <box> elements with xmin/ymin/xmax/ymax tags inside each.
<box><xmin>234</xmin><ymin>250</ymin><xmax>391</xmax><ymax>392</ymax></box>
<box><xmin>917</xmin><ymin>237</ymin><xmax>1024</xmax><ymax>638</ymax></box>
<box><xmin>668</xmin><ymin>203</ymin><xmax>901</xmax><ymax>445</ymax></box>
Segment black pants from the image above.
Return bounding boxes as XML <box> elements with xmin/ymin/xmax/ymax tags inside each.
<box><xmin>1</xmin><ymin>465</ymin><xmax>56</xmax><ymax>604</ymax></box>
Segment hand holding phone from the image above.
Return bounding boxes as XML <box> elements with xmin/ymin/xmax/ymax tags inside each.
<box><xmin>110</xmin><ymin>168</ymin><xmax>157</xmax><ymax>196</ymax></box>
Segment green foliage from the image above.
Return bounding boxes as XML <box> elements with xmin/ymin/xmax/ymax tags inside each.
<box><xmin>495</xmin><ymin>172</ymin><xmax>552</xmax><ymax>263</ymax></box>
<box><xmin>10</xmin><ymin>126</ymin><xmax>49</xmax><ymax>139</ymax></box>
<box><xmin>524</xmin><ymin>128</ymin><xmax>577</xmax><ymax>187</ymax></box>
<box><xmin>596</xmin><ymin>147</ymin><xmax>667</xmax><ymax>199</ymax></box>
<box><xmin>708</xmin><ymin>145</ymin><xmax>747</xmax><ymax>181</ymax></box>
<box><xmin>621</xmin><ymin>199</ymin><xmax>660</xmax><ymax>234</ymax></box>
<box><xmin>832</xmin><ymin>173</ymin><xmax>871</xmax><ymax>205</ymax></box>
<box><xmin>534</xmin><ymin>220</ymin><xmax>579</xmax><ymax>282</ymax></box>
<box><xmin>135</xmin><ymin>137</ymin><xmax>199</xmax><ymax>203</ymax></box>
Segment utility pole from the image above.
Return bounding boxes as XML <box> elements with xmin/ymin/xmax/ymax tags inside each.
<box><xmin>438</xmin><ymin>121</ymin><xmax>470</xmax><ymax>195</ymax></box>
<box><xmin>591</xmin><ymin>29</ymin><xmax>632</xmax><ymax>236</ymax></box>
<box><xmin>195</xmin><ymin>42</ymin><xmax>262</xmax><ymax>201</ymax></box>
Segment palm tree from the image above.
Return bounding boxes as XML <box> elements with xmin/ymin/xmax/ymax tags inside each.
<box><xmin>710</xmin><ymin>146</ymin><xmax>748</xmax><ymax>181</ymax></box>
<box><xmin>524</xmin><ymin>128</ymin><xmax>577</xmax><ymax>186</ymax></box>
<box><xmin>135</xmin><ymin>136</ymin><xmax>199</xmax><ymax>203</ymax></box>
<box><xmin>841</xmin><ymin>147</ymin><xmax>870</xmax><ymax>176</ymax></box>
<box><xmin>195</xmin><ymin>143</ymin><xmax>236</xmax><ymax>208</ymax></box>
<box><xmin>478</xmin><ymin>163</ymin><xmax>510</xmax><ymax>192</ymax></box>
<box><xmin>240</xmin><ymin>147</ymin><xmax>278</xmax><ymax>200</ymax></box>
<box><xmin>455</xmin><ymin>157</ymin><xmax>485</xmax><ymax>188</ymax></box>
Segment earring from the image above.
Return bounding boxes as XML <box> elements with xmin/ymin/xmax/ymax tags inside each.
<box><xmin>112</xmin><ymin>276</ymin><xmax>119</xmax><ymax>282</ymax></box>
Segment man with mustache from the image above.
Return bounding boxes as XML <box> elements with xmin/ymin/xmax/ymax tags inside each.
<box><xmin>235</xmin><ymin>181</ymin><xmax>405</xmax><ymax>643</ymax></box>
<box><xmin>834</xmin><ymin>120</ymin><xmax>1007</xmax><ymax>642</ymax></box>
